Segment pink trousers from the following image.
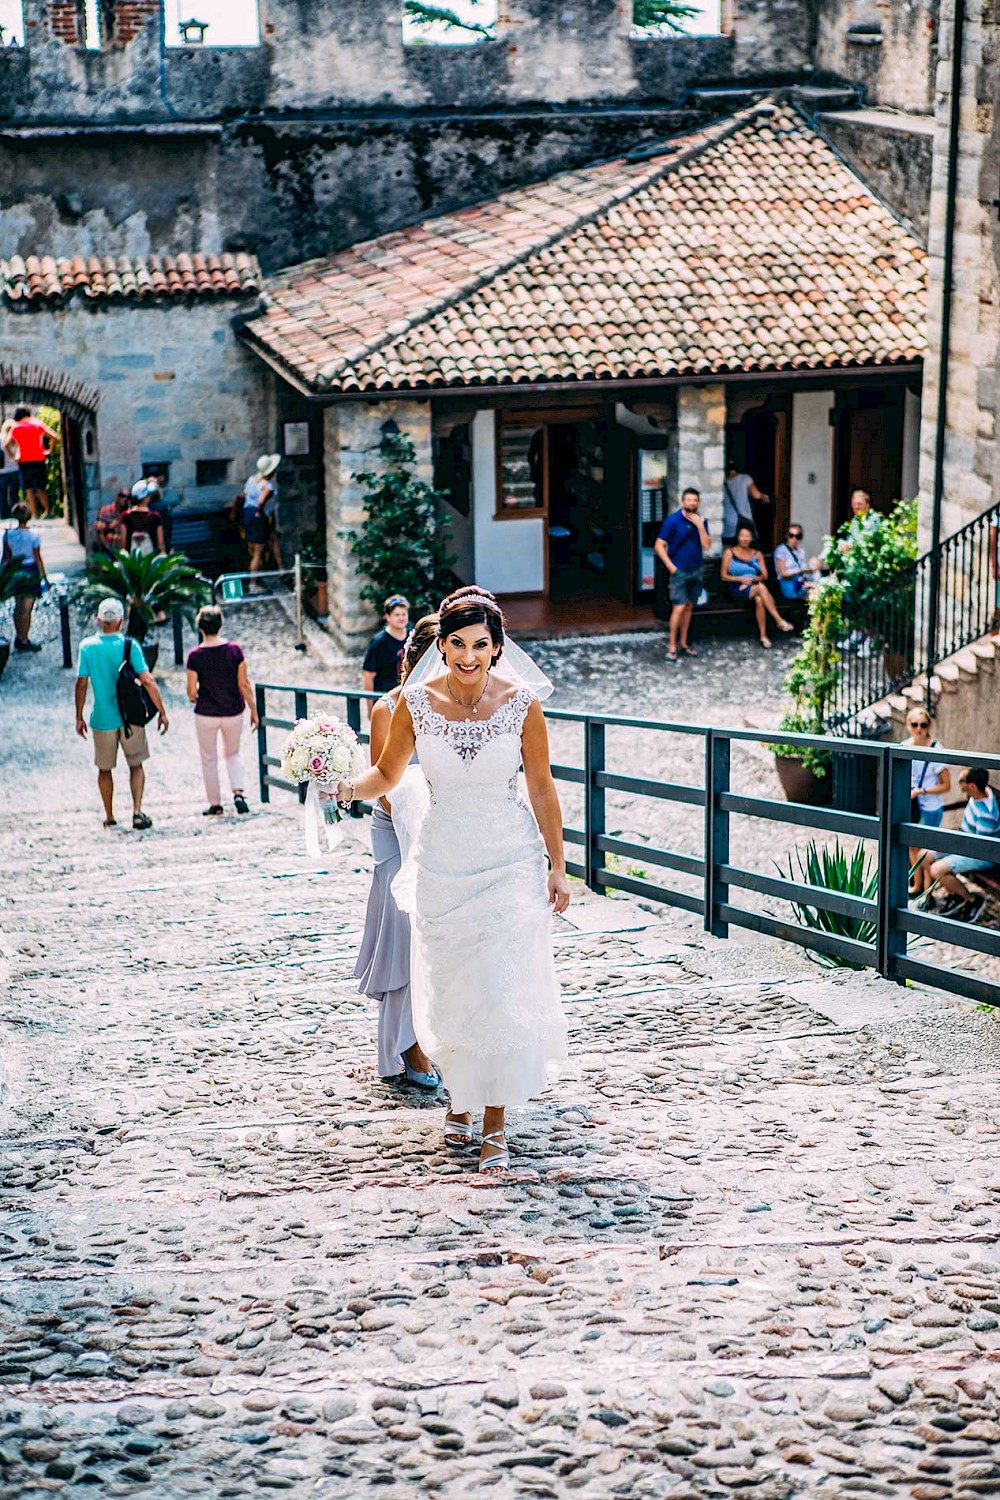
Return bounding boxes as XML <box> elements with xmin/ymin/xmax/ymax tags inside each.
<box><xmin>195</xmin><ymin>712</ymin><xmax>246</xmax><ymax>805</ymax></box>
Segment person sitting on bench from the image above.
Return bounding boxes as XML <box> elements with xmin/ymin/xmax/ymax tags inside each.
<box><xmin>720</xmin><ymin>523</ymin><xmax>793</xmax><ymax>650</ymax></box>
<box><xmin>774</xmin><ymin>524</ymin><xmax>821</xmax><ymax>601</ymax></box>
<box><xmin>928</xmin><ymin>766</ymin><xmax>1000</xmax><ymax>924</ymax></box>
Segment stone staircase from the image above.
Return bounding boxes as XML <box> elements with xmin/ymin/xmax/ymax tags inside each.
<box><xmin>3</xmin><ymin>643</ymin><xmax>1000</xmax><ymax>1495</ymax></box>
<box><xmin>872</xmin><ymin>632</ymin><xmax>999</xmax><ymax>754</ymax></box>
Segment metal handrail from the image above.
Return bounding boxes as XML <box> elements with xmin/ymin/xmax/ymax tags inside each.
<box><xmin>830</xmin><ymin>500</ymin><xmax>1000</xmax><ymax>731</ymax></box>
<box><xmin>254</xmin><ymin>682</ymin><xmax>1000</xmax><ymax>1010</ymax></box>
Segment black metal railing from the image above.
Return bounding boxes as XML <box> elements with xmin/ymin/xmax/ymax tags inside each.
<box><xmin>255</xmin><ymin>682</ymin><xmax>1000</xmax><ymax>1010</ymax></box>
<box><xmin>829</xmin><ymin>501</ymin><xmax>1000</xmax><ymax>732</ymax></box>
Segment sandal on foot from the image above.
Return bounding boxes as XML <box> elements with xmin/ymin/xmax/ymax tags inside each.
<box><xmin>664</xmin><ymin>650</ymin><xmax>678</xmax><ymax>664</ymax></box>
<box><xmin>203</xmin><ymin>805</ymin><xmax>224</xmax><ymax>817</ymax></box>
<box><xmin>234</xmin><ymin>794</ymin><xmax>249</xmax><ymax>815</ymax></box>
<box><xmin>479</xmin><ymin>1131</ymin><xmax>510</xmax><ymax>1175</ymax></box>
<box><xmin>103</xmin><ymin>817</ymin><xmax>117</xmax><ymax>828</ymax></box>
<box><xmin>679</xmin><ymin>645</ymin><xmax>698</xmax><ymax>657</ymax></box>
<box><xmin>132</xmin><ymin>812</ymin><xmax>153</xmax><ymax>830</ymax></box>
<box><xmin>444</xmin><ymin>1113</ymin><xmax>474</xmax><ymax>1148</ymax></box>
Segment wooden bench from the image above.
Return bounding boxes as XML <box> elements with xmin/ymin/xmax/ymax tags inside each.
<box><xmin>654</xmin><ymin>558</ymin><xmax>809</xmax><ymax>637</ymax></box>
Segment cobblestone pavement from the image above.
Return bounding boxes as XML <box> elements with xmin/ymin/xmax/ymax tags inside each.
<box><xmin>3</xmin><ymin>626</ymin><xmax>1000</xmax><ymax>1498</ymax></box>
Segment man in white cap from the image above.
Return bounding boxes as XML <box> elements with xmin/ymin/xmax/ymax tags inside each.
<box><xmin>242</xmin><ymin>453</ymin><xmax>281</xmax><ymax>578</ymax></box>
<box><xmin>75</xmin><ymin>598</ymin><xmax>169</xmax><ymax>830</ymax></box>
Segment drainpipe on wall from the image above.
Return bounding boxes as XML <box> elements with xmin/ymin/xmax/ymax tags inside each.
<box><xmin>925</xmin><ymin>0</ymin><xmax>965</xmax><ymax>703</ymax></box>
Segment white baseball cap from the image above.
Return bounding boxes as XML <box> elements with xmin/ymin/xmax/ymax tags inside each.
<box><xmin>97</xmin><ymin>597</ymin><xmax>125</xmax><ymax>623</ymax></box>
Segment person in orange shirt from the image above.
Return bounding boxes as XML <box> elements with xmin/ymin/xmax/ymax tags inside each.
<box><xmin>10</xmin><ymin>405</ymin><xmax>59</xmax><ymax>520</ymax></box>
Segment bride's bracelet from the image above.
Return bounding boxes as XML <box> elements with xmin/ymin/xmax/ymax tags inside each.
<box><xmin>339</xmin><ymin>779</ymin><xmax>356</xmax><ymax>807</ymax></box>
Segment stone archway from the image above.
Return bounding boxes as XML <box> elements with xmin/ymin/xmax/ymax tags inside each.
<box><xmin>0</xmin><ymin>362</ymin><xmax>102</xmax><ymax>544</ymax></box>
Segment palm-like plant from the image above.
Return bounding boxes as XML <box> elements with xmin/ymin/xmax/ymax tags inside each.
<box><xmin>776</xmin><ymin>838</ymin><xmax>878</xmax><ymax>968</ymax></box>
<box><xmin>83</xmin><ymin>550</ymin><xmax>210</xmax><ymax>640</ymax></box>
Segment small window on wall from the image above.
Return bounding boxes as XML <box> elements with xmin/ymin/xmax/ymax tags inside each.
<box><xmin>498</xmin><ymin>422</ymin><xmax>547</xmax><ymax>519</ymax></box>
<box><xmin>0</xmin><ymin>0</ymin><xmax>25</xmax><ymax>46</ymax></box>
<box><xmin>403</xmin><ymin>0</ymin><xmax>497</xmax><ymax>46</ymax></box>
<box><xmin>433</xmin><ymin>421</ymin><xmax>472</xmax><ymax>518</ymax></box>
<box><xmin>632</xmin><ymin>0</ymin><xmax>722</xmax><ymax>37</ymax></box>
<box><xmin>196</xmin><ymin>458</ymin><xmax>231</xmax><ymax>486</ymax></box>
<box><xmin>141</xmin><ymin>462</ymin><xmax>170</xmax><ymax>482</ymax></box>
<box><xmin>164</xmin><ymin>0</ymin><xmax>260</xmax><ymax>47</ymax></box>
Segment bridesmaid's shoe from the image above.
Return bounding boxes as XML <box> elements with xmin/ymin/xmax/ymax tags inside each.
<box><xmin>479</xmin><ymin>1131</ymin><xmax>510</xmax><ymax>1175</ymax></box>
<box><xmin>444</xmin><ymin>1113</ymin><xmax>474</xmax><ymax>1148</ymax></box>
<box><xmin>404</xmin><ymin>1062</ymin><xmax>442</xmax><ymax>1091</ymax></box>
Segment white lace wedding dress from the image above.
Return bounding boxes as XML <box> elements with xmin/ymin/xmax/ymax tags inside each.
<box><xmin>392</xmin><ymin>683</ymin><xmax>567</xmax><ymax>1112</ymax></box>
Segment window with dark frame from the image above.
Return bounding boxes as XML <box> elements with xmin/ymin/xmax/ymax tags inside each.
<box><xmin>141</xmin><ymin>461</ymin><xmax>170</xmax><ymax>482</ymax></box>
<box><xmin>195</xmin><ymin>458</ymin><xmax>232</xmax><ymax>486</ymax></box>
<box><xmin>497</xmin><ymin>420</ymin><xmax>547</xmax><ymax>518</ymax></box>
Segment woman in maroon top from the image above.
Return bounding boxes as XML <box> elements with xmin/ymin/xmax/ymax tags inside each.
<box><xmin>186</xmin><ymin>606</ymin><xmax>259</xmax><ymax>815</ymax></box>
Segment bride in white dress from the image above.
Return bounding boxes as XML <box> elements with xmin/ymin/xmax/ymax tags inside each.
<box><xmin>336</xmin><ymin>587</ymin><xmax>569</xmax><ymax>1174</ymax></box>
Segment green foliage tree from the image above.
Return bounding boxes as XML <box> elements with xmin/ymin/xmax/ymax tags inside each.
<box><xmin>83</xmin><ymin>550</ymin><xmax>210</xmax><ymax>641</ymax></box>
<box><xmin>403</xmin><ymin>0</ymin><xmax>495</xmax><ymax>38</ymax></box>
<box><xmin>631</xmin><ymin>0</ymin><xmax>700</xmax><ymax>31</ymax></box>
<box><xmin>823</xmin><ymin>497</ymin><xmax>918</xmax><ymax>655</ymax></box>
<box><xmin>349</xmin><ymin>431</ymin><xmax>456</xmax><ymax>621</ymax></box>
<box><xmin>404</xmin><ymin>1</ymin><xmax>699</xmax><ymax>38</ymax></box>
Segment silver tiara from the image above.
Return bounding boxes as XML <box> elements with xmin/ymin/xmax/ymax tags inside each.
<box><xmin>446</xmin><ymin>591</ymin><xmax>498</xmax><ymax>610</ymax></box>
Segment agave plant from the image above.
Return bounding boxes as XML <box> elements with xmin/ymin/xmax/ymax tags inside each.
<box><xmin>776</xmin><ymin>838</ymin><xmax>878</xmax><ymax>967</ymax></box>
<box><xmin>83</xmin><ymin>549</ymin><xmax>210</xmax><ymax>640</ymax></box>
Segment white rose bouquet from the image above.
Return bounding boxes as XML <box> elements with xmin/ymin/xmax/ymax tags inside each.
<box><xmin>280</xmin><ymin>715</ymin><xmax>365</xmax><ymax>854</ymax></box>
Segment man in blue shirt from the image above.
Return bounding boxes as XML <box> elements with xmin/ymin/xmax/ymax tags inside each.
<box><xmin>654</xmin><ymin>487</ymin><xmax>712</xmax><ymax>663</ymax></box>
<box><xmin>75</xmin><ymin>597</ymin><xmax>169</xmax><ymax>830</ymax></box>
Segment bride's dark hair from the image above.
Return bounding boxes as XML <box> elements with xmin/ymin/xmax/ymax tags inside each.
<box><xmin>437</xmin><ymin>586</ymin><xmax>505</xmax><ymax>661</ymax></box>
<box><xmin>400</xmin><ymin>613</ymin><xmax>439</xmax><ymax>683</ymax></box>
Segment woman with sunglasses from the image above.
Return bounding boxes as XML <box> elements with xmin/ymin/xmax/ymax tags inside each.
<box><xmin>903</xmin><ymin>710</ymin><xmax>951</xmax><ymax>900</ymax></box>
<box><xmin>774</xmin><ymin>525</ymin><xmax>821</xmax><ymax>601</ymax></box>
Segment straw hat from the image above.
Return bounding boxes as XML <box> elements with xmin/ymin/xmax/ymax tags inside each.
<box><xmin>256</xmin><ymin>453</ymin><xmax>280</xmax><ymax>477</ymax></box>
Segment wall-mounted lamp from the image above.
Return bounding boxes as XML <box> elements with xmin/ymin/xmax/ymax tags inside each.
<box><xmin>178</xmin><ymin>17</ymin><xmax>209</xmax><ymax>44</ymax></box>
<box><xmin>379</xmin><ymin>417</ymin><xmax>400</xmax><ymax>442</ymax></box>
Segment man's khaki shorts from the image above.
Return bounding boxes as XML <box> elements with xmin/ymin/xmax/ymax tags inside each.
<box><xmin>93</xmin><ymin>725</ymin><xmax>149</xmax><ymax>771</ymax></box>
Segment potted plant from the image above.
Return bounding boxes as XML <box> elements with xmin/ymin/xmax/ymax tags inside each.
<box><xmin>772</xmin><ymin>578</ymin><xmax>844</xmax><ymax>805</ymax></box>
<box><xmin>299</xmin><ymin>529</ymin><xmax>328</xmax><ymax>619</ymax></box>
<box><xmin>82</xmin><ymin>550</ymin><xmax>210</xmax><ymax>669</ymax></box>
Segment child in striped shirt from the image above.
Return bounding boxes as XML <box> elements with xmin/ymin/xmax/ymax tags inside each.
<box><xmin>929</xmin><ymin>767</ymin><xmax>1000</xmax><ymax>923</ymax></box>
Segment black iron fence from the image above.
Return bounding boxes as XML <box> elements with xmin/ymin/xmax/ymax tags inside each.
<box><xmin>830</xmin><ymin>501</ymin><xmax>1000</xmax><ymax>732</ymax></box>
<box><xmin>255</xmin><ymin>681</ymin><xmax>1000</xmax><ymax>1009</ymax></box>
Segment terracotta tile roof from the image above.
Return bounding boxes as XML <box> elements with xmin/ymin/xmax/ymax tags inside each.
<box><xmin>244</xmin><ymin>101</ymin><xmax>927</xmax><ymax>395</ymax></box>
<box><xmin>1</xmin><ymin>252</ymin><xmax>262</xmax><ymax>307</ymax></box>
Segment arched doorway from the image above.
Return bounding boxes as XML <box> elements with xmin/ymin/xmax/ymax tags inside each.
<box><xmin>0</xmin><ymin>363</ymin><xmax>101</xmax><ymax>546</ymax></box>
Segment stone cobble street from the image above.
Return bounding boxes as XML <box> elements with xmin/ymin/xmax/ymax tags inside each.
<box><xmin>3</xmin><ymin>625</ymin><xmax>1000</xmax><ymax>1498</ymax></box>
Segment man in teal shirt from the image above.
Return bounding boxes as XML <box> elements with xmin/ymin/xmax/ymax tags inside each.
<box><xmin>75</xmin><ymin>597</ymin><xmax>169</xmax><ymax>830</ymax></box>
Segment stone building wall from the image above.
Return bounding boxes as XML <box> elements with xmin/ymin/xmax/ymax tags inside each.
<box><xmin>0</xmin><ymin>299</ymin><xmax>269</xmax><ymax>535</ymax></box>
<box><xmin>813</xmin><ymin>0</ymin><xmax>940</xmax><ymax>114</ymax></box>
<box><xmin>917</xmin><ymin>0</ymin><xmax>1000</xmax><ymax>547</ymax></box>
<box><xmin>323</xmin><ymin>400</ymin><xmax>433</xmax><ymax>648</ymax></box>
<box><xmin>673</xmin><ymin>385</ymin><xmax>726</xmax><ymax>552</ymax></box>
<box><xmin>0</xmin><ymin>0</ymin><xmax>818</xmax><ymax>274</ymax></box>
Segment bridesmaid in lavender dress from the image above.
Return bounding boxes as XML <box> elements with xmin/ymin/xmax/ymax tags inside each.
<box><xmin>354</xmin><ymin>615</ymin><xmax>440</xmax><ymax>1088</ymax></box>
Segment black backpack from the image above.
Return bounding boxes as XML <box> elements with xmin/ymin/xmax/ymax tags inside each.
<box><xmin>117</xmin><ymin>636</ymin><xmax>157</xmax><ymax>736</ymax></box>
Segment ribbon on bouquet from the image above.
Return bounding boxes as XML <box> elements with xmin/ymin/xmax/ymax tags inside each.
<box><xmin>304</xmin><ymin>779</ymin><xmax>344</xmax><ymax>858</ymax></box>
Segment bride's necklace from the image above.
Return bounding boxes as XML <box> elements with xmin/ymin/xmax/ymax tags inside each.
<box><xmin>445</xmin><ymin>672</ymin><xmax>490</xmax><ymax>715</ymax></box>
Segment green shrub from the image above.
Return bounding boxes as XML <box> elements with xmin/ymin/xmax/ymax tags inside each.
<box><xmin>776</xmin><ymin>838</ymin><xmax>878</xmax><ymax>967</ymax></box>
<box><xmin>349</xmin><ymin>431</ymin><xmax>456</xmax><ymax>621</ymax></box>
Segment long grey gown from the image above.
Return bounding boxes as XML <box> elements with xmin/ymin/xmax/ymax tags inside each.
<box><xmin>353</xmin><ymin>695</ymin><xmax>426</xmax><ymax>1078</ymax></box>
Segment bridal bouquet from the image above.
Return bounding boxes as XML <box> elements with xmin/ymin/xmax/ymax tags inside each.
<box><xmin>280</xmin><ymin>715</ymin><xmax>365</xmax><ymax>855</ymax></box>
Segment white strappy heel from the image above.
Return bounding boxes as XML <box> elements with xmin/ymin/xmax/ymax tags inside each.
<box><xmin>444</xmin><ymin>1113</ymin><xmax>474</xmax><ymax>1148</ymax></box>
<box><xmin>479</xmin><ymin>1131</ymin><xmax>510</xmax><ymax>1175</ymax></box>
